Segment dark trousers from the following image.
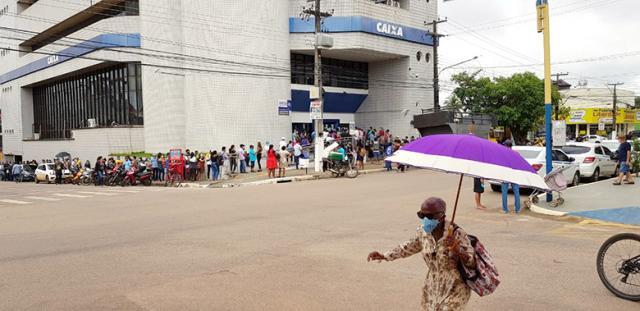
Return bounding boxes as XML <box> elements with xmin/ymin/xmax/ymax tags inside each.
<box><xmin>256</xmin><ymin>154</ymin><xmax>262</xmax><ymax>170</ymax></box>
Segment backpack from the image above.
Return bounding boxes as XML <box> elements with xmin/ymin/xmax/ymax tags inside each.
<box><xmin>455</xmin><ymin>227</ymin><xmax>500</xmax><ymax>297</ymax></box>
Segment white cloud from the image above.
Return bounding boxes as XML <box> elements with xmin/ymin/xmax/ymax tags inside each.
<box><xmin>438</xmin><ymin>0</ymin><xmax>640</xmax><ymax>101</ymax></box>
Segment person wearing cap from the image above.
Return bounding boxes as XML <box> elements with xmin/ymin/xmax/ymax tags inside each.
<box><xmin>368</xmin><ymin>197</ymin><xmax>475</xmax><ymax>310</ymax></box>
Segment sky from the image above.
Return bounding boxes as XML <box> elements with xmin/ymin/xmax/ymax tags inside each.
<box><xmin>437</xmin><ymin>0</ymin><xmax>640</xmax><ymax>102</ymax></box>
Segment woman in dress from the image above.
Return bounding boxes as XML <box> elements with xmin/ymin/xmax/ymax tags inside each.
<box><xmin>266</xmin><ymin>144</ymin><xmax>278</xmax><ymax>179</ymax></box>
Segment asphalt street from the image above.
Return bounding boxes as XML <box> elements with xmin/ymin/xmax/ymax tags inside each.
<box><xmin>0</xmin><ymin>170</ymin><xmax>638</xmax><ymax>310</ymax></box>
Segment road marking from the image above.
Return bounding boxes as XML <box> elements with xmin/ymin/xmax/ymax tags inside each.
<box><xmin>103</xmin><ymin>189</ymin><xmax>139</xmax><ymax>193</ymax></box>
<box><xmin>53</xmin><ymin>193</ymin><xmax>90</xmax><ymax>198</ymax></box>
<box><xmin>0</xmin><ymin>199</ymin><xmax>31</xmax><ymax>205</ymax></box>
<box><xmin>77</xmin><ymin>191</ymin><xmax>116</xmax><ymax>196</ymax></box>
<box><xmin>24</xmin><ymin>196</ymin><xmax>61</xmax><ymax>201</ymax></box>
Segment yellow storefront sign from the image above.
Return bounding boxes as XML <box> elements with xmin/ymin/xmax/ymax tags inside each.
<box><xmin>566</xmin><ymin>108</ymin><xmax>640</xmax><ymax>125</ymax></box>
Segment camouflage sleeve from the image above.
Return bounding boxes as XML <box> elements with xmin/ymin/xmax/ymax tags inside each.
<box><xmin>383</xmin><ymin>232</ymin><xmax>423</xmax><ymax>261</ymax></box>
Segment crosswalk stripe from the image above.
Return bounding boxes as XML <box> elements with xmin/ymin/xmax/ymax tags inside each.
<box><xmin>24</xmin><ymin>196</ymin><xmax>61</xmax><ymax>201</ymax></box>
<box><xmin>0</xmin><ymin>199</ymin><xmax>31</xmax><ymax>205</ymax></box>
<box><xmin>77</xmin><ymin>191</ymin><xmax>116</xmax><ymax>196</ymax></box>
<box><xmin>53</xmin><ymin>193</ymin><xmax>90</xmax><ymax>198</ymax></box>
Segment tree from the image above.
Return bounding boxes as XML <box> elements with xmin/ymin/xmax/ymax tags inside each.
<box><xmin>451</xmin><ymin>71</ymin><xmax>560</xmax><ymax>143</ymax></box>
<box><xmin>635</xmin><ymin>96</ymin><xmax>640</xmax><ymax>108</ymax></box>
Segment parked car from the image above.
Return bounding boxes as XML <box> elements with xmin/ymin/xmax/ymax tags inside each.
<box><xmin>561</xmin><ymin>143</ymin><xmax>617</xmax><ymax>182</ymax></box>
<box><xmin>576</xmin><ymin>135</ymin><xmax>607</xmax><ymax>143</ymax></box>
<box><xmin>627</xmin><ymin>130</ymin><xmax>640</xmax><ymax>140</ymax></box>
<box><xmin>490</xmin><ymin>146</ymin><xmax>580</xmax><ymax>191</ymax></box>
<box><xmin>35</xmin><ymin>163</ymin><xmax>72</xmax><ymax>183</ymax></box>
<box><xmin>14</xmin><ymin>164</ymin><xmax>36</xmax><ymax>182</ymax></box>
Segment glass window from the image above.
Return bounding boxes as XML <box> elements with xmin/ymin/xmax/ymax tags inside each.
<box><xmin>516</xmin><ymin>150</ymin><xmax>541</xmax><ymax>159</ymax></box>
<box><xmin>602</xmin><ymin>147</ymin><xmax>612</xmax><ymax>156</ymax></box>
<box><xmin>594</xmin><ymin>147</ymin><xmax>604</xmax><ymax>155</ymax></box>
<box><xmin>561</xmin><ymin>146</ymin><xmax>590</xmax><ymax>155</ymax></box>
<box><xmin>32</xmin><ymin>63</ymin><xmax>143</xmax><ymax>139</ymax></box>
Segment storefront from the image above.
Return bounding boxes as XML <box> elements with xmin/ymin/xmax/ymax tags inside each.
<box><xmin>566</xmin><ymin>108</ymin><xmax>640</xmax><ymax>138</ymax></box>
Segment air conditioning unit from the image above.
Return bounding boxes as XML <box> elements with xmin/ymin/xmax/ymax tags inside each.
<box><xmin>87</xmin><ymin>118</ymin><xmax>97</xmax><ymax>128</ymax></box>
<box><xmin>316</xmin><ymin>34</ymin><xmax>334</xmax><ymax>49</ymax></box>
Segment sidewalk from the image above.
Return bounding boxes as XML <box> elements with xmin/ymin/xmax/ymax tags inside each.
<box><xmin>178</xmin><ymin>162</ymin><xmax>387</xmax><ymax>189</ymax></box>
<box><xmin>530</xmin><ymin>177</ymin><xmax>640</xmax><ymax>226</ymax></box>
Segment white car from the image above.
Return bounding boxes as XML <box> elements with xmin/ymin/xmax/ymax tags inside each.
<box><xmin>490</xmin><ymin>146</ymin><xmax>580</xmax><ymax>191</ymax></box>
<box><xmin>580</xmin><ymin>135</ymin><xmax>607</xmax><ymax>143</ymax></box>
<box><xmin>35</xmin><ymin>163</ymin><xmax>72</xmax><ymax>183</ymax></box>
<box><xmin>561</xmin><ymin>143</ymin><xmax>617</xmax><ymax>182</ymax></box>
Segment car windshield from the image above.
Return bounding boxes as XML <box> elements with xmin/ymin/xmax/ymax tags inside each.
<box><xmin>22</xmin><ymin>165</ymin><xmax>34</xmax><ymax>173</ymax></box>
<box><xmin>562</xmin><ymin>146</ymin><xmax>590</xmax><ymax>155</ymax></box>
<box><xmin>516</xmin><ymin>150</ymin><xmax>541</xmax><ymax>159</ymax></box>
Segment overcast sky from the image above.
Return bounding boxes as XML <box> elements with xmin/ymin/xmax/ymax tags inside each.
<box><xmin>437</xmin><ymin>0</ymin><xmax>640</xmax><ymax>101</ymax></box>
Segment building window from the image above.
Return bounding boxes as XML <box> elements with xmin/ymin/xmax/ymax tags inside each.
<box><xmin>416</xmin><ymin>51</ymin><xmax>422</xmax><ymax>61</ymax></box>
<box><xmin>32</xmin><ymin>63</ymin><xmax>143</xmax><ymax>140</ymax></box>
<box><xmin>424</xmin><ymin>52</ymin><xmax>431</xmax><ymax>63</ymax></box>
<box><xmin>290</xmin><ymin>53</ymin><xmax>369</xmax><ymax>89</ymax></box>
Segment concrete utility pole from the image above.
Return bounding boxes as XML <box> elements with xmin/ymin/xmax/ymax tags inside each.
<box><xmin>536</xmin><ymin>0</ymin><xmax>553</xmax><ymax>202</ymax></box>
<box><xmin>302</xmin><ymin>0</ymin><xmax>332</xmax><ymax>173</ymax></box>
<box><xmin>425</xmin><ymin>19</ymin><xmax>447</xmax><ymax>111</ymax></box>
<box><xmin>608</xmin><ymin>82</ymin><xmax>624</xmax><ymax>138</ymax></box>
<box><xmin>553</xmin><ymin>72</ymin><xmax>569</xmax><ymax>120</ymax></box>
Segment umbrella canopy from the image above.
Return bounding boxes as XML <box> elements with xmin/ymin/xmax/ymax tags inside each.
<box><xmin>387</xmin><ymin>134</ymin><xmax>549</xmax><ymax>191</ymax></box>
<box><xmin>55</xmin><ymin>152</ymin><xmax>71</xmax><ymax>159</ymax></box>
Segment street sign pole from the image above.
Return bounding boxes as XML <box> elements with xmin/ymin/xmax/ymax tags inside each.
<box><xmin>537</xmin><ymin>0</ymin><xmax>553</xmax><ymax>202</ymax></box>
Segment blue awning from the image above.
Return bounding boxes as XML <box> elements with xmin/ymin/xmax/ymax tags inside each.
<box><xmin>291</xmin><ymin>89</ymin><xmax>368</xmax><ymax>113</ymax></box>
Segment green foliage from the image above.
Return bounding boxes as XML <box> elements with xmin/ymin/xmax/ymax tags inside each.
<box><xmin>451</xmin><ymin>71</ymin><xmax>559</xmax><ymax>143</ymax></box>
<box><xmin>109</xmin><ymin>151</ymin><xmax>154</xmax><ymax>159</ymax></box>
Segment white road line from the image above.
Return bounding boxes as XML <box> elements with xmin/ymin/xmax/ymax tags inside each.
<box><xmin>24</xmin><ymin>196</ymin><xmax>61</xmax><ymax>201</ymax></box>
<box><xmin>53</xmin><ymin>193</ymin><xmax>90</xmax><ymax>198</ymax></box>
<box><xmin>0</xmin><ymin>199</ymin><xmax>31</xmax><ymax>205</ymax></box>
<box><xmin>103</xmin><ymin>189</ymin><xmax>139</xmax><ymax>193</ymax></box>
<box><xmin>77</xmin><ymin>191</ymin><xmax>116</xmax><ymax>196</ymax></box>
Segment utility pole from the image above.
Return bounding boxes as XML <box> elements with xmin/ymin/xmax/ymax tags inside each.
<box><xmin>537</xmin><ymin>0</ymin><xmax>553</xmax><ymax>202</ymax></box>
<box><xmin>608</xmin><ymin>82</ymin><xmax>624</xmax><ymax>138</ymax></box>
<box><xmin>425</xmin><ymin>19</ymin><xmax>447</xmax><ymax>111</ymax></box>
<box><xmin>302</xmin><ymin>0</ymin><xmax>332</xmax><ymax>173</ymax></box>
<box><xmin>553</xmin><ymin>72</ymin><xmax>568</xmax><ymax>120</ymax></box>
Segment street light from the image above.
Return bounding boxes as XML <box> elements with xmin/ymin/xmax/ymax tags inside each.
<box><xmin>439</xmin><ymin>56</ymin><xmax>479</xmax><ymax>75</ymax></box>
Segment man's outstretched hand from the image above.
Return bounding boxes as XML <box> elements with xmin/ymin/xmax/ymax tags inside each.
<box><xmin>367</xmin><ymin>251</ymin><xmax>386</xmax><ymax>262</ymax></box>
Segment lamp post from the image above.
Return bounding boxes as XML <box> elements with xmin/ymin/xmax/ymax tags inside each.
<box><xmin>439</xmin><ymin>56</ymin><xmax>479</xmax><ymax>75</ymax></box>
<box><xmin>537</xmin><ymin>0</ymin><xmax>553</xmax><ymax>202</ymax></box>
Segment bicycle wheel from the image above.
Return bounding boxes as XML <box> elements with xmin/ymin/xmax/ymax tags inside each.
<box><xmin>596</xmin><ymin>233</ymin><xmax>640</xmax><ymax>301</ymax></box>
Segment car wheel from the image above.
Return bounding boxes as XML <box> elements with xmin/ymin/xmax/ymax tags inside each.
<box><xmin>590</xmin><ymin>168</ymin><xmax>600</xmax><ymax>183</ymax></box>
<box><xmin>572</xmin><ymin>173</ymin><xmax>580</xmax><ymax>187</ymax></box>
<box><xmin>612</xmin><ymin>165</ymin><xmax>619</xmax><ymax>177</ymax></box>
<box><xmin>35</xmin><ymin>178</ymin><xmax>40</xmax><ymax>184</ymax></box>
<box><xmin>490</xmin><ymin>184</ymin><xmax>502</xmax><ymax>192</ymax></box>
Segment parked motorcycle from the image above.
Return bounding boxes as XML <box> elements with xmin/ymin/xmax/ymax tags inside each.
<box><xmin>326</xmin><ymin>152</ymin><xmax>358</xmax><ymax>178</ymax></box>
<box><xmin>80</xmin><ymin>168</ymin><xmax>94</xmax><ymax>186</ymax></box>
<box><xmin>120</xmin><ymin>167</ymin><xmax>152</xmax><ymax>186</ymax></box>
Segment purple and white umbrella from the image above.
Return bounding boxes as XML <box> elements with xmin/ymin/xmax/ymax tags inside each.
<box><xmin>387</xmin><ymin>134</ymin><xmax>549</xmax><ymax>221</ymax></box>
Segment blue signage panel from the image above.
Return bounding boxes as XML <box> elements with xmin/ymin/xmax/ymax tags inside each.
<box><xmin>290</xmin><ymin>16</ymin><xmax>434</xmax><ymax>46</ymax></box>
<box><xmin>0</xmin><ymin>33</ymin><xmax>141</xmax><ymax>85</ymax></box>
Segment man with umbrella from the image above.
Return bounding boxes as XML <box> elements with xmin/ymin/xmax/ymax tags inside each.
<box><xmin>368</xmin><ymin>197</ymin><xmax>476</xmax><ymax>310</ymax></box>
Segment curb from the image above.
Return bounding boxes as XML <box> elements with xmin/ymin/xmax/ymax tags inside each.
<box><xmin>178</xmin><ymin>168</ymin><xmax>386</xmax><ymax>189</ymax></box>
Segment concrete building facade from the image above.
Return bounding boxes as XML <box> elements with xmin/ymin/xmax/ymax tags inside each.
<box><xmin>0</xmin><ymin>0</ymin><xmax>436</xmax><ymax>161</ymax></box>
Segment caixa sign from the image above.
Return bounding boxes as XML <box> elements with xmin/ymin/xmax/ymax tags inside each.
<box><xmin>46</xmin><ymin>55</ymin><xmax>60</xmax><ymax>65</ymax></box>
<box><xmin>376</xmin><ymin>22</ymin><xmax>404</xmax><ymax>37</ymax></box>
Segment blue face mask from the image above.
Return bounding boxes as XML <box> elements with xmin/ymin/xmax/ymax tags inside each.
<box><xmin>421</xmin><ymin>217</ymin><xmax>440</xmax><ymax>233</ymax></box>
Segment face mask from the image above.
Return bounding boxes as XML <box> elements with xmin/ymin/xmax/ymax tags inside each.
<box><xmin>421</xmin><ymin>217</ymin><xmax>440</xmax><ymax>233</ymax></box>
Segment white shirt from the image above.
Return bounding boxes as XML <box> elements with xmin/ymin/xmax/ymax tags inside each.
<box><xmin>279</xmin><ymin>140</ymin><xmax>287</xmax><ymax>149</ymax></box>
<box><xmin>294</xmin><ymin>143</ymin><xmax>302</xmax><ymax>156</ymax></box>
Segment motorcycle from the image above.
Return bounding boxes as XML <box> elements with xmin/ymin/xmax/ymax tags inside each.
<box><xmin>80</xmin><ymin>168</ymin><xmax>94</xmax><ymax>186</ymax></box>
<box><xmin>120</xmin><ymin>167</ymin><xmax>152</xmax><ymax>186</ymax></box>
<box><xmin>597</xmin><ymin>233</ymin><xmax>640</xmax><ymax>301</ymax></box>
<box><xmin>326</xmin><ymin>151</ymin><xmax>358</xmax><ymax>178</ymax></box>
<box><xmin>105</xmin><ymin>166</ymin><xmax>125</xmax><ymax>186</ymax></box>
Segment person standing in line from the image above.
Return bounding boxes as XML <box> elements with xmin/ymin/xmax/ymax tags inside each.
<box><xmin>278</xmin><ymin>146</ymin><xmax>290</xmax><ymax>178</ymax></box>
<box><xmin>12</xmin><ymin>162</ymin><xmax>23</xmax><ymax>183</ymax></box>
<box><xmin>94</xmin><ymin>157</ymin><xmax>104</xmax><ymax>186</ymax></box>
<box><xmin>229</xmin><ymin>145</ymin><xmax>238</xmax><ymax>174</ymax></box>
<box><xmin>239</xmin><ymin>144</ymin><xmax>247</xmax><ymax>174</ymax></box>
<box><xmin>279</xmin><ymin>137</ymin><xmax>287</xmax><ymax>151</ymax></box>
<box><xmin>209</xmin><ymin>151</ymin><xmax>219</xmax><ymax>181</ymax></box>
<box><xmin>206</xmin><ymin>150</ymin><xmax>212</xmax><ymax>180</ymax></box>
<box><xmin>54</xmin><ymin>159</ymin><xmax>64</xmax><ymax>185</ymax></box>
<box><xmin>158</xmin><ymin>154</ymin><xmax>165</xmax><ymax>181</ymax></box>
<box><xmin>367</xmin><ymin>197</ymin><xmax>476</xmax><ymax>311</ymax></box>
<box><xmin>266</xmin><ymin>145</ymin><xmax>278</xmax><ymax>179</ymax></box>
<box><xmin>501</xmin><ymin>139</ymin><xmax>521</xmax><ymax>213</ymax></box>
<box><xmin>473</xmin><ymin>178</ymin><xmax>487</xmax><ymax>210</ymax></box>
<box><xmin>256</xmin><ymin>142</ymin><xmax>264</xmax><ymax>172</ymax></box>
<box><xmin>613</xmin><ymin>134</ymin><xmax>635</xmax><ymax>185</ymax></box>
<box><xmin>249</xmin><ymin>145</ymin><xmax>257</xmax><ymax>172</ymax></box>
<box><xmin>219</xmin><ymin>146</ymin><xmax>228</xmax><ymax>179</ymax></box>
<box><xmin>151</xmin><ymin>155</ymin><xmax>159</xmax><ymax>181</ymax></box>
<box><xmin>293</xmin><ymin>140</ymin><xmax>302</xmax><ymax>170</ymax></box>
<box><xmin>357</xmin><ymin>144</ymin><xmax>366</xmax><ymax>170</ymax></box>
<box><xmin>197</xmin><ymin>155</ymin><xmax>205</xmax><ymax>181</ymax></box>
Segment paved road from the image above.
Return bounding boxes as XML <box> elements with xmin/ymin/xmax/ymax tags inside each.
<box><xmin>0</xmin><ymin>171</ymin><xmax>638</xmax><ymax>310</ymax></box>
